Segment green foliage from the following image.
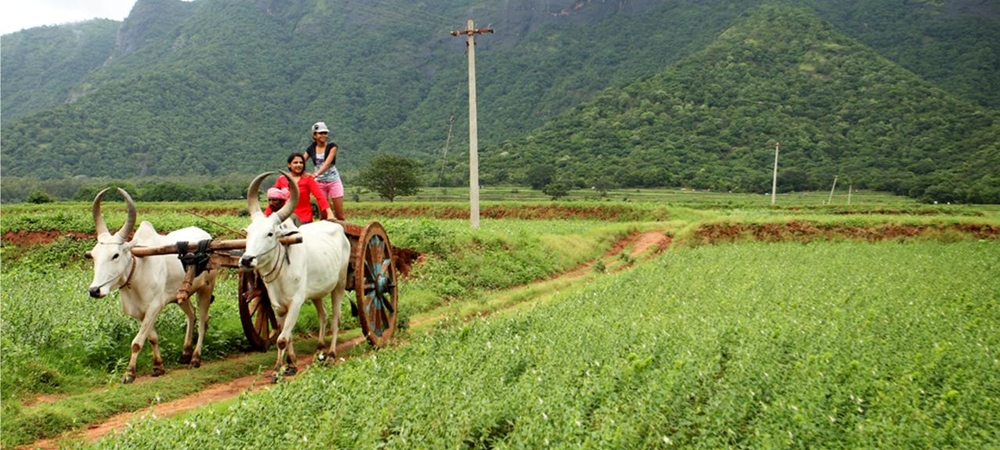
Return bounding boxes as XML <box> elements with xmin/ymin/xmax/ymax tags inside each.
<box><xmin>0</xmin><ymin>19</ymin><xmax>119</xmax><ymax>120</ymax></box>
<box><xmin>26</xmin><ymin>189</ymin><xmax>54</xmax><ymax>204</ymax></box>
<box><xmin>542</xmin><ymin>181</ymin><xmax>570</xmax><ymax>200</ymax></box>
<box><xmin>484</xmin><ymin>4</ymin><xmax>1000</xmax><ymax>204</ymax></box>
<box><xmin>357</xmin><ymin>155</ymin><xmax>422</xmax><ymax>202</ymax></box>
<box><xmin>2</xmin><ymin>0</ymin><xmax>996</xmax><ymax>204</ymax></box>
<box><xmin>381</xmin><ymin>218</ymin><xmax>608</xmax><ymax>309</ymax></box>
<box><xmin>92</xmin><ymin>241</ymin><xmax>1000</xmax><ymax>448</ymax></box>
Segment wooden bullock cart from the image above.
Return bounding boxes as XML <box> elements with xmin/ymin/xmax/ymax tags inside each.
<box><xmin>132</xmin><ymin>220</ymin><xmax>398</xmax><ymax>351</ymax></box>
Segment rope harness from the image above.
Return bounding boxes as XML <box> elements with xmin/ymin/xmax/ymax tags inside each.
<box><xmin>173</xmin><ymin>239</ymin><xmax>214</xmax><ymax>304</ymax></box>
<box><xmin>176</xmin><ymin>239</ymin><xmax>213</xmax><ymax>277</ymax></box>
<box><xmin>258</xmin><ymin>239</ymin><xmax>289</xmax><ymax>283</ymax></box>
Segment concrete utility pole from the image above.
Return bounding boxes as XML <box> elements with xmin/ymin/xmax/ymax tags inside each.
<box><xmin>771</xmin><ymin>142</ymin><xmax>780</xmax><ymax>206</ymax></box>
<box><xmin>451</xmin><ymin>19</ymin><xmax>493</xmax><ymax>229</ymax></box>
<box><xmin>827</xmin><ymin>175</ymin><xmax>838</xmax><ymax>205</ymax></box>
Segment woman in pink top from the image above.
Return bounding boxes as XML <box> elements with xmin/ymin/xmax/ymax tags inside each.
<box><xmin>268</xmin><ymin>153</ymin><xmax>333</xmax><ymax>224</ymax></box>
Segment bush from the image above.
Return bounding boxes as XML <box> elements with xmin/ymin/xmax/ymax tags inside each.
<box><xmin>26</xmin><ymin>190</ymin><xmax>55</xmax><ymax>204</ymax></box>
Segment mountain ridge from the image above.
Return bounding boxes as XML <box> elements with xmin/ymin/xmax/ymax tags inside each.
<box><xmin>1</xmin><ymin>0</ymin><xmax>998</xmax><ymax>203</ymax></box>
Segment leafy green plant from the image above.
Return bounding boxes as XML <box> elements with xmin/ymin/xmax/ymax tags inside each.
<box><xmin>91</xmin><ymin>241</ymin><xmax>1000</xmax><ymax>448</ymax></box>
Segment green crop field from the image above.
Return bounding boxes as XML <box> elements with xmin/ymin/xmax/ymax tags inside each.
<box><xmin>1</xmin><ymin>193</ymin><xmax>998</xmax><ymax>448</ymax></box>
<box><xmin>89</xmin><ymin>241</ymin><xmax>1000</xmax><ymax>448</ymax></box>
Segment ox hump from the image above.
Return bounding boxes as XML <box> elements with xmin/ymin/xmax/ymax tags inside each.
<box><xmin>132</xmin><ymin>222</ymin><xmax>160</xmax><ymax>241</ymax></box>
<box><xmin>166</xmin><ymin>226</ymin><xmax>213</xmax><ymax>243</ymax></box>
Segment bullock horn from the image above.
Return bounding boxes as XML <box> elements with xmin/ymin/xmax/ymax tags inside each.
<box><xmin>92</xmin><ymin>188</ymin><xmax>137</xmax><ymax>238</ymax></box>
<box><xmin>275</xmin><ymin>171</ymin><xmax>298</xmax><ymax>222</ymax></box>
<box><xmin>246</xmin><ymin>172</ymin><xmax>275</xmax><ymax>216</ymax></box>
<box><xmin>116</xmin><ymin>188</ymin><xmax>136</xmax><ymax>239</ymax></box>
<box><xmin>92</xmin><ymin>188</ymin><xmax>113</xmax><ymax>236</ymax></box>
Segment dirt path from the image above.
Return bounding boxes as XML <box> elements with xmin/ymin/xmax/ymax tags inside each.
<box><xmin>23</xmin><ymin>230</ymin><xmax>671</xmax><ymax>449</ymax></box>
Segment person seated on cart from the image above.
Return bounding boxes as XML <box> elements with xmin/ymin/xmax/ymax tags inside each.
<box><xmin>270</xmin><ymin>152</ymin><xmax>334</xmax><ymax>224</ymax></box>
<box><xmin>263</xmin><ymin>187</ymin><xmax>301</xmax><ymax>227</ymax></box>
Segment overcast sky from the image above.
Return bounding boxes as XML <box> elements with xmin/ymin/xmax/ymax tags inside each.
<box><xmin>1</xmin><ymin>0</ymin><xmax>140</xmax><ymax>35</ymax></box>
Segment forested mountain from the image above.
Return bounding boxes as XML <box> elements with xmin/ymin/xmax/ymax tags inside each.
<box><xmin>0</xmin><ymin>20</ymin><xmax>119</xmax><ymax>120</ymax></box>
<box><xmin>1</xmin><ymin>0</ymin><xmax>998</xmax><ymax>203</ymax></box>
<box><xmin>483</xmin><ymin>5</ymin><xmax>1000</xmax><ymax>203</ymax></box>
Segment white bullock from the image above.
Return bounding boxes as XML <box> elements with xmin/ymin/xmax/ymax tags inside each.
<box><xmin>239</xmin><ymin>172</ymin><xmax>351</xmax><ymax>379</ymax></box>
<box><xmin>86</xmin><ymin>188</ymin><xmax>218</xmax><ymax>383</ymax></box>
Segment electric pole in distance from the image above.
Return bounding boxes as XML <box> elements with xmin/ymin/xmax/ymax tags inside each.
<box><xmin>452</xmin><ymin>19</ymin><xmax>493</xmax><ymax>229</ymax></box>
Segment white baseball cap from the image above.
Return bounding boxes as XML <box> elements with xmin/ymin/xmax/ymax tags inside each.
<box><xmin>311</xmin><ymin>122</ymin><xmax>329</xmax><ymax>134</ymax></box>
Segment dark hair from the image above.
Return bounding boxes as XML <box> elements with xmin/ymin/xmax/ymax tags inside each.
<box><xmin>287</xmin><ymin>152</ymin><xmax>305</xmax><ymax>164</ymax></box>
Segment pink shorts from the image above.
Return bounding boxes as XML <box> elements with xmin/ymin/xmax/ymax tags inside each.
<box><xmin>317</xmin><ymin>180</ymin><xmax>344</xmax><ymax>199</ymax></box>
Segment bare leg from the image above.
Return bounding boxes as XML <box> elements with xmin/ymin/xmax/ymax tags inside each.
<box><xmin>332</xmin><ymin>196</ymin><xmax>345</xmax><ymax>221</ymax></box>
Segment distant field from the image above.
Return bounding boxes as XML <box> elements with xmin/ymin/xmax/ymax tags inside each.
<box><xmin>404</xmin><ymin>186</ymin><xmax>921</xmax><ymax>206</ymax></box>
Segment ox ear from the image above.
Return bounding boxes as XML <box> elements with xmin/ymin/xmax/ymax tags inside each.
<box><xmin>122</xmin><ymin>239</ymin><xmax>138</xmax><ymax>252</ymax></box>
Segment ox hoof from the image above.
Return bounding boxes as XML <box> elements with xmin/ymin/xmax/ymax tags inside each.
<box><xmin>283</xmin><ymin>366</ymin><xmax>298</xmax><ymax>376</ymax></box>
<box><xmin>179</xmin><ymin>354</ymin><xmax>193</xmax><ymax>365</ymax></box>
<box><xmin>151</xmin><ymin>368</ymin><xmax>166</xmax><ymax>377</ymax></box>
<box><xmin>122</xmin><ymin>374</ymin><xmax>136</xmax><ymax>384</ymax></box>
<box><xmin>318</xmin><ymin>352</ymin><xmax>337</xmax><ymax>365</ymax></box>
<box><xmin>191</xmin><ymin>359</ymin><xmax>201</xmax><ymax>369</ymax></box>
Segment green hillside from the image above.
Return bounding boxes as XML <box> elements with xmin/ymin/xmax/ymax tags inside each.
<box><xmin>0</xmin><ymin>0</ymin><xmax>998</xmax><ymax>203</ymax></box>
<box><xmin>482</xmin><ymin>5</ymin><xmax>1000</xmax><ymax>203</ymax></box>
<box><xmin>0</xmin><ymin>20</ymin><xmax>119</xmax><ymax>120</ymax></box>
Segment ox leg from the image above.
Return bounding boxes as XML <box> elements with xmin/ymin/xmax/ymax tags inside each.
<box><xmin>177</xmin><ymin>297</ymin><xmax>197</xmax><ymax>365</ymax></box>
<box><xmin>322</xmin><ymin>284</ymin><xmax>347</xmax><ymax>363</ymax></box>
<box><xmin>190</xmin><ymin>289</ymin><xmax>213</xmax><ymax>368</ymax></box>
<box><xmin>123</xmin><ymin>304</ymin><xmax>164</xmax><ymax>384</ymax></box>
<box><xmin>149</xmin><ymin>328</ymin><xmax>166</xmax><ymax>377</ymax></box>
<box><xmin>272</xmin><ymin>301</ymin><xmax>305</xmax><ymax>379</ymax></box>
<box><xmin>312</xmin><ymin>297</ymin><xmax>328</xmax><ymax>353</ymax></box>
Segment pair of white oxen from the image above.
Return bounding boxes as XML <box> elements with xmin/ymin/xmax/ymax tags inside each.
<box><xmin>87</xmin><ymin>172</ymin><xmax>349</xmax><ymax>383</ymax></box>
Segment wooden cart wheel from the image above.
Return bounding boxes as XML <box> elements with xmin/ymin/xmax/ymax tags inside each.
<box><xmin>238</xmin><ymin>271</ymin><xmax>278</xmax><ymax>351</ymax></box>
<box><xmin>355</xmin><ymin>221</ymin><xmax>398</xmax><ymax>348</ymax></box>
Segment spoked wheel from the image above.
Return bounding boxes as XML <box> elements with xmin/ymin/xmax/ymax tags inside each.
<box><xmin>355</xmin><ymin>221</ymin><xmax>398</xmax><ymax>348</ymax></box>
<box><xmin>238</xmin><ymin>271</ymin><xmax>278</xmax><ymax>351</ymax></box>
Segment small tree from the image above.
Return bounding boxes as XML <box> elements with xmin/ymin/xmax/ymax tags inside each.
<box><xmin>526</xmin><ymin>164</ymin><xmax>555</xmax><ymax>190</ymax></box>
<box><xmin>357</xmin><ymin>155</ymin><xmax>422</xmax><ymax>202</ymax></box>
<box><xmin>27</xmin><ymin>189</ymin><xmax>55</xmax><ymax>204</ymax></box>
<box><xmin>593</xmin><ymin>177</ymin><xmax>617</xmax><ymax>196</ymax></box>
<box><xmin>542</xmin><ymin>181</ymin><xmax>569</xmax><ymax>200</ymax></box>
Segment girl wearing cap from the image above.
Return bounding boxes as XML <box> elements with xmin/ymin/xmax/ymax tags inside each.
<box><xmin>305</xmin><ymin>121</ymin><xmax>345</xmax><ymax>220</ymax></box>
<box><xmin>272</xmin><ymin>153</ymin><xmax>334</xmax><ymax>224</ymax></box>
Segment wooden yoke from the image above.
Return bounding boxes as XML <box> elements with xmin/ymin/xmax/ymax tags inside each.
<box><xmin>132</xmin><ymin>236</ymin><xmax>304</xmax><ymax>304</ymax></box>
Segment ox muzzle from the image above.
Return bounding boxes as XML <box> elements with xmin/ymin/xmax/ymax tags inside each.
<box><xmin>239</xmin><ymin>254</ymin><xmax>257</xmax><ymax>270</ymax></box>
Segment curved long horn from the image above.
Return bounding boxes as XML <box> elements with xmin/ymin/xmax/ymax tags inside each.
<box><xmin>92</xmin><ymin>188</ymin><xmax>113</xmax><ymax>235</ymax></box>
<box><xmin>246</xmin><ymin>172</ymin><xmax>275</xmax><ymax>216</ymax></box>
<box><xmin>275</xmin><ymin>171</ymin><xmax>298</xmax><ymax>222</ymax></box>
<box><xmin>116</xmin><ymin>188</ymin><xmax>136</xmax><ymax>239</ymax></box>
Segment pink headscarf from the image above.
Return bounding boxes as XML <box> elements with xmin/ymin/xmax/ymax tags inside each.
<box><xmin>267</xmin><ymin>187</ymin><xmax>290</xmax><ymax>200</ymax></box>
